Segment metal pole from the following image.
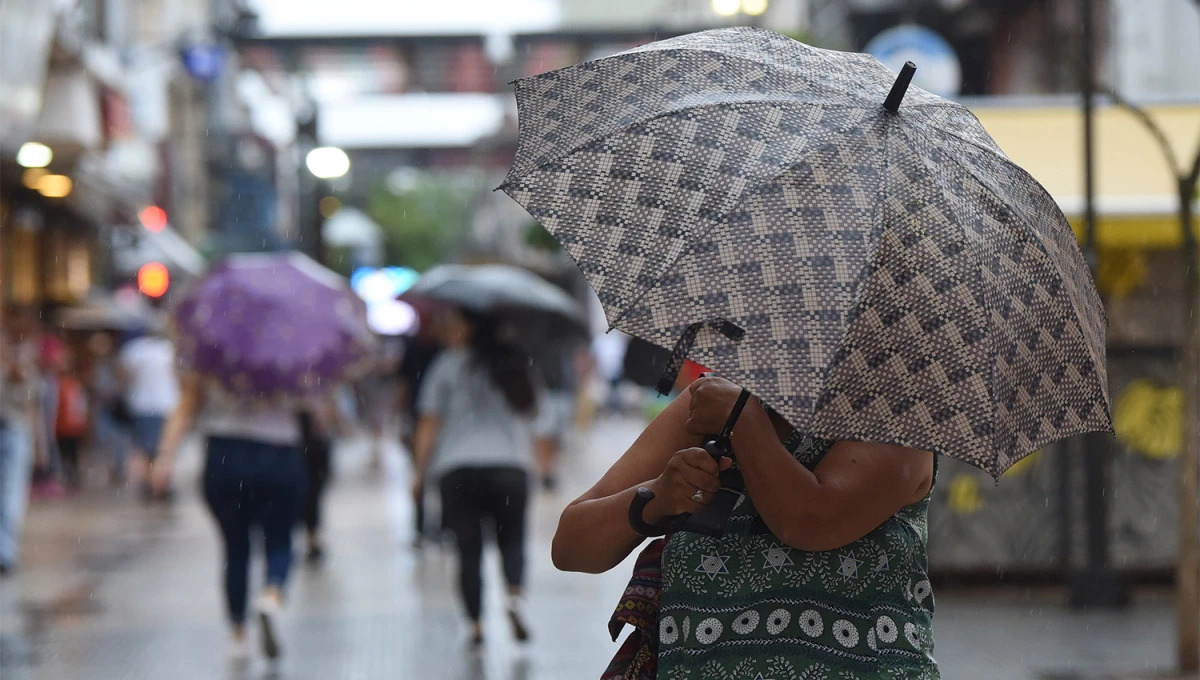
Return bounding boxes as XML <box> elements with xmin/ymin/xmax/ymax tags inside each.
<box><xmin>1178</xmin><ymin>178</ymin><xmax>1200</xmax><ymax>671</ymax></box>
<box><xmin>1068</xmin><ymin>0</ymin><xmax>1127</xmax><ymax>610</ymax></box>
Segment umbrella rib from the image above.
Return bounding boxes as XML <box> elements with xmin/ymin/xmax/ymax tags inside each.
<box><xmin>906</xmin><ymin>118</ymin><xmax>1108</xmax><ymax>328</ymax></box>
<box><xmin>895</xmin><ymin>124</ymin><xmax>1003</xmax><ymax>465</ymax></box>
<box><xmin>604</xmin><ymin>112</ymin><xmax>891</xmax><ymax>330</ymax></box>
<box><xmin>900</xmin><ymin>123</ymin><xmax>1112</xmax><ymax>455</ymax></box>
<box><xmin>802</xmin><ymin>118</ymin><xmax>896</xmax><ymax>441</ymax></box>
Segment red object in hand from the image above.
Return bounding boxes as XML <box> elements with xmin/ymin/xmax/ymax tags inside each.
<box><xmin>676</xmin><ymin>360</ymin><xmax>708</xmax><ymax>391</ymax></box>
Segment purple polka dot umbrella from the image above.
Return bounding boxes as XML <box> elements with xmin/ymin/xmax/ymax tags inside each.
<box><xmin>171</xmin><ymin>251</ymin><xmax>374</xmax><ymax>402</ymax></box>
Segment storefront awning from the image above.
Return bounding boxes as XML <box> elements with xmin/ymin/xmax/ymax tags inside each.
<box><xmin>113</xmin><ymin>225</ymin><xmax>207</xmax><ymax>278</ymax></box>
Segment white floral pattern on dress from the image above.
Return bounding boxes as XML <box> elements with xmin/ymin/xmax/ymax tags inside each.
<box><xmin>762</xmin><ymin>544</ymin><xmax>794</xmax><ymax>573</ymax></box>
<box><xmin>766</xmin><ymin>609</ymin><xmax>791</xmax><ymax>635</ymax></box>
<box><xmin>876</xmin><ymin>615</ymin><xmax>898</xmax><ymax>644</ymax></box>
<box><xmin>696</xmin><ymin>554</ymin><xmax>731</xmax><ymax>581</ymax></box>
<box><xmin>661</xmin><ymin>615</ymin><xmax>680</xmax><ymax>645</ymax></box>
<box><xmin>732</xmin><ymin>610</ymin><xmax>760</xmax><ymax>635</ymax></box>
<box><xmin>656</xmin><ymin>438</ymin><xmax>938</xmax><ymax>678</ymax></box>
<box><xmin>904</xmin><ymin>622</ymin><xmax>922</xmax><ymax>649</ymax></box>
<box><xmin>695</xmin><ymin>617</ymin><xmax>723</xmax><ymax>645</ymax></box>
<box><xmin>913</xmin><ymin>580</ymin><xmax>932</xmax><ymax>603</ymax></box>
<box><xmin>798</xmin><ymin>609</ymin><xmax>824</xmax><ymax>637</ymax></box>
<box><xmin>837</xmin><ymin>552</ymin><xmax>864</xmax><ymax>581</ymax></box>
<box><xmin>832</xmin><ymin>620</ymin><xmax>860</xmax><ymax>648</ymax></box>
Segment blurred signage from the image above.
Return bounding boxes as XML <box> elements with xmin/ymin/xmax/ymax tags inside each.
<box><xmin>864</xmin><ymin>24</ymin><xmax>961</xmax><ymax>98</ymax></box>
<box><xmin>351</xmin><ymin>266</ymin><xmax>419</xmax><ymax>302</ymax></box>
<box><xmin>182</xmin><ymin>44</ymin><xmax>224</xmax><ymax>82</ymax></box>
<box><xmin>351</xmin><ymin>267</ymin><xmax>421</xmax><ymax>336</ymax></box>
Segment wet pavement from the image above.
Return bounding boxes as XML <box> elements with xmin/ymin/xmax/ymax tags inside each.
<box><xmin>0</xmin><ymin>416</ymin><xmax>1174</xmax><ymax>680</ymax></box>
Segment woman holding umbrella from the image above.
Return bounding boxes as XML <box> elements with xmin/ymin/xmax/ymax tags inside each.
<box><xmin>411</xmin><ymin>306</ymin><xmax>552</xmax><ymax>646</ymax></box>
<box><xmin>152</xmin><ymin>252</ymin><xmax>372</xmax><ymax>665</ymax></box>
<box><xmin>501</xmin><ymin>28</ymin><xmax>1112</xmax><ymax>680</ymax></box>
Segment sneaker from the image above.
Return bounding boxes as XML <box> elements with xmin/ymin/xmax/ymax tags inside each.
<box><xmin>229</xmin><ymin>635</ymin><xmax>251</xmax><ymax>666</ymax></box>
<box><xmin>507</xmin><ymin>596</ymin><xmax>531</xmax><ymax>643</ymax></box>
<box><xmin>256</xmin><ymin>595</ymin><xmax>284</xmax><ymax>660</ymax></box>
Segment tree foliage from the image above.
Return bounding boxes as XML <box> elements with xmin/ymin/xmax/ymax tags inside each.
<box><xmin>366</xmin><ymin>176</ymin><xmax>475</xmax><ymax>272</ymax></box>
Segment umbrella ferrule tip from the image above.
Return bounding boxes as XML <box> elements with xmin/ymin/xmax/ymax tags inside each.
<box><xmin>883</xmin><ymin>61</ymin><xmax>918</xmax><ymax>113</ymax></box>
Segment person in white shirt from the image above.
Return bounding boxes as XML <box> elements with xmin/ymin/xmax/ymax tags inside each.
<box><xmin>117</xmin><ymin>323</ymin><xmax>181</xmax><ymax>496</ymax></box>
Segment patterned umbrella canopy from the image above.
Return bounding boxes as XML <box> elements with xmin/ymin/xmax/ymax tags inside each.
<box><xmin>172</xmin><ymin>251</ymin><xmax>374</xmax><ymax>401</ymax></box>
<box><xmin>499</xmin><ymin>27</ymin><xmax>1111</xmax><ymax>476</ymax></box>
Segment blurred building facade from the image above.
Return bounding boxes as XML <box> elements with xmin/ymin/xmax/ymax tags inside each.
<box><xmin>5</xmin><ymin>0</ymin><xmax>1197</xmax><ymax>584</ymax></box>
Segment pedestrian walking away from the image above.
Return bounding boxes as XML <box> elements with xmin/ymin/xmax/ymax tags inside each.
<box><xmin>155</xmin><ymin>374</ymin><xmax>308</xmax><ymax>665</ymax></box>
<box><xmin>161</xmin><ymin>251</ymin><xmax>373</xmax><ymax>665</ymax></box>
<box><xmin>299</xmin><ymin>396</ymin><xmax>339</xmax><ymax>563</ymax></box>
<box><xmin>411</xmin><ymin>306</ymin><xmax>554</xmax><ymax>647</ymax></box>
<box><xmin>117</xmin><ymin>320</ymin><xmax>181</xmax><ymax>499</ymax></box>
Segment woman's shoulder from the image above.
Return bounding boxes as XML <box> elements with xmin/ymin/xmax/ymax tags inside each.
<box><xmin>427</xmin><ymin>347</ymin><xmax>470</xmax><ymax>372</ymax></box>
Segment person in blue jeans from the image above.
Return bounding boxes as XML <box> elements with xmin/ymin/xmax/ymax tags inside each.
<box><xmin>0</xmin><ymin>337</ymin><xmax>41</xmax><ymax>575</ymax></box>
<box><xmin>153</xmin><ymin>373</ymin><xmax>307</xmax><ymax>665</ymax></box>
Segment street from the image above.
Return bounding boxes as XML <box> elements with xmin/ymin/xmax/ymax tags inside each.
<box><xmin>0</xmin><ymin>416</ymin><xmax>1174</xmax><ymax>680</ymax></box>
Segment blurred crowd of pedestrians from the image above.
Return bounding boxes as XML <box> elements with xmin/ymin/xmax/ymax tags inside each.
<box><xmin>0</xmin><ymin>267</ymin><xmax>673</xmax><ymax>665</ymax></box>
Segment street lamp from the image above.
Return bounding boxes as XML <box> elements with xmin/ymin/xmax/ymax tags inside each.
<box><xmin>712</xmin><ymin>0</ymin><xmax>741</xmax><ymax>16</ymax></box>
<box><xmin>36</xmin><ymin>174</ymin><xmax>73</xmax><ymax>198</ymax></box>
<box><xmin>16</xmin><ymin>142</ymin><xmax>52</xmax><ymax>168</ymax></box>
<box><xmin>742</xmin><ymin>0</ymin><xmax>768</xmax><ymax>16</ymax></box>
<box><xmin>305</xmin><ymin>146</ymin><xmax>350</xmax><ymax>179</ymax></box>
<box><xmin>711</xmin><ymin>0</ymin><xmax>768</xmax><ymax>18</ymax></box>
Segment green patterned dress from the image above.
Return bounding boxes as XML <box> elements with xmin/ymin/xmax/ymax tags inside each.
<box><xmin>657</xmin><ymin>439</ymin><xmax>939</xmax><ymax>680</ymax></box>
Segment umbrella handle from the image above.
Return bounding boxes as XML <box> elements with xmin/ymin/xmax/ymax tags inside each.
<box><xmin>629</xmin><ymin>487</ymin><xmax>672</xmax><ymax>537</ymax></box>
<box><xmin>627</xmin><ymin>390</ymin><xmax>753</xmax><ymax>538</ymax></box>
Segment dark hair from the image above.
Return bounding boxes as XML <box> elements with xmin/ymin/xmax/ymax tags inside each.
<box><xmin>463</xmin><ymin>310</ymin><xmax>537</xmax><ymax>415</ymax></box>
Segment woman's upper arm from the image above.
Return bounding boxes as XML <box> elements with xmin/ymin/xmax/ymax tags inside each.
<box><xmin>792</xmin><ymin>442</ymin><xmax>934</xmax><ymax>550</ymax></box>
<box><xmin>415</xmin><ymin>354</ymin><xmax>454</xmax><ymax>418</ymax></box>
<box><xmin>570</xmin><ymin>391</ymin><xmax>703</xmax><ymax>505</ymax></box>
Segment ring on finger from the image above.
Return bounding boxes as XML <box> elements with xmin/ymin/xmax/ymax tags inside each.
<box><xmin>691</xmin><ymin>488</ymin><xmax>705</xmax><ymax>503</ymax></box>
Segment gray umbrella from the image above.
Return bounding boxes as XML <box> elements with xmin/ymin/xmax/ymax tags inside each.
<box><xmin>409</xmin><ymin>263</ymin><xmax>588</xmax><ymax>338</ymax></box>
<box><xmin>498</xmin><ymin>27</ymin><xmax>1111</xmax><ymax>476</ymax></box>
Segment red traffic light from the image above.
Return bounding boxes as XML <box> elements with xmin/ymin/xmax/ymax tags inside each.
<box><xmin>138</xmin><ymin>262</ymin><xmax>170</xmax><ymax>298</ymax></box>
<box><xmin>139</xmin><ymin>205</ymin><xmax>167</xmax><ymax>233</ymax></box>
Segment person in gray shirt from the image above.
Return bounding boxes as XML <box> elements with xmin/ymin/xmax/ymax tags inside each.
<box><xmin>412</xmin><ymin>306</ymin><xmax>553</xmax><ymax>646</ymax></box>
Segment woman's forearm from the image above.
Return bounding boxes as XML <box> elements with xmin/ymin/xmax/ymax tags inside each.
<box><xmin>157</xmin><ymin>375</ymin><xmax>203</xmax><ymax>463</ymax></box>
<box><xmin>413</xmin><ymin>416</ymin><xmax>440</xmax><ymax>475</ymax></box>
<box><xmin>158</xmin><ymin>401</ymin><xmax>197</xmax><ymax>464</ymax></box>
<box><xmin>552</xmin><ymin>480</ymin><xmax>666</xmax><ymax>574</ymax></box>
<box><xmin>729</xmin><ymin>402</ymin><xmax>834</xmax><ymax>550</ymax></box>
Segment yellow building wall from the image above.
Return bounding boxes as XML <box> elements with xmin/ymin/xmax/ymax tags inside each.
<box><xmin>971</xmin><ymin>103</ymin><xmax>1200</xmax><ymax>248</ymax></box>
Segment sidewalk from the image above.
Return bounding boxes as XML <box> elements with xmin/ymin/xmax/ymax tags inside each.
<box><xmin>0</xmin><ymin>420</ymin><xmax>1175</xmax><ymax>679</ymax></box>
